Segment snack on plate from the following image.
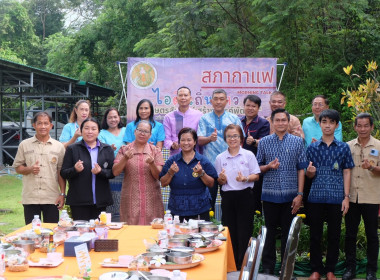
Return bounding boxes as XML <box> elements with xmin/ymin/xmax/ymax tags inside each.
<box><xmin>151</xmin><ymin>218</ymin><xmax>164</xmax><ymax>229</ymax></box>
<box><xmin>8</xmin><ymin>254</ymin><xmax>29</xmax><ymax>272</ymax></box>
<box><xmin>29</xmin><ymin>255</ymin><xmax>40</xmax><ymax>263</ymax></box>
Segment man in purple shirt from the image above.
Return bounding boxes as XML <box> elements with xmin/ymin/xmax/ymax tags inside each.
<box><xmin>163</xmin><ymin>86</ymin><xmax>203</xmax><ymax>156</ymax></box>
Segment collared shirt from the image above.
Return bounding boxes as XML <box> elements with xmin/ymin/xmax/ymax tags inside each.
<box><xmin>257</xmin><ymin>133</ymin><xmax>308</xmax><ymax>203</ymax></box>
<box><xmin>98</xmin><ymin>127</ymin><xmax>126</xmax><ymax>156</ymax></box>
<box><xmin>84</xmin><ymin>140</ymin><xmax>100</xmax><ymax>204</ymax></box>
<box><xmin>123</xmin><ymin>120</ymin><xmax>165</xmax><ymax>145</ymax></box>
<box><xmin>266</xmin><ymin>114</ymin><xmax>305</xmax><ymax>139</ymax></box>
<box><xmin>302</xmin><ymin>116</ymin><xmax>343</xmax><ymax>147</ymax></box>
<box><xmin>347</xmin><ymin>136</ymin><xmax>380</xmax><ymax>204</ymax></box>
<box><xmin>159</xmin><ymin>151</ymin><xmax>218</xmax><ymax>216</ymax></box>
<box><xmin>306</xmin><ymin>138</ymin><xmax>355</xmax><ymax>204</ymax></box>
<box><xmin>163</xmin><ymin>108</ymin><xmax>203</xmax><ymax>156</ymax></box>
<box><xmin>241</xmin><ymin>115</ymin><xmax>270</xmax><ymax>155</ymax></box>
<box><xmin>13</xmin><ymin>136</ymin><xmax>65</xmax><ymax>204</ymax></box>
<box><xmin>197</xmin><ymin>111</ymin><xmax>244</xmax><ymax>162</ymax></box>
<box><xmin>59</xmin><ymin>122</ymin><xmax>82</xmax><ymax>143</ymax></box>
<box><xmin>215</xmin><ymin>147</ymin><xmax>261</xmax><ymax>192</ymax></box>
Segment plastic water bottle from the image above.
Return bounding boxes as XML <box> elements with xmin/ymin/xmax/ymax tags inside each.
<box><xmin>158</xmin><ymin>230</ymin><xmax>168</xmax><ymax>249</ymax></box>
<box><xmin>32</xmin><ymin>215</ymin><xmax>41</xmax><ymax>230</ymax></box>
<box><xmin>164</xmin><ymin>210</ymin><xmax>173</xmax><ymax>226</ymax></box>
<box><xmin>173</xmin><ymin>215</ymin><xmax>180</xmax><ymax>225</ymax></box>
<box><xmin>60</xmin><ymin>210</ymin><xmax>69</xmax><ymax>222</ymax></box>
<box><xmin>171</xmin><ymin>270</ymin><xmax>182</xmax><ymax>280</ymax></box>
<box><xmin>0</xmin><ymin>246</ymin><xmax>5</xmax><ymax>276</ymax></box>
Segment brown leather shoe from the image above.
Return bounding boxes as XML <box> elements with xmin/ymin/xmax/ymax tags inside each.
<box><xmin>326</xmin><ymin>272</ymin><xmax>337</xmax><ymax>280</ymax></box>
<box><xmin>308</xmin><ymin>272</ymin><xmax>321</xmax><ymax>280</ymax></box>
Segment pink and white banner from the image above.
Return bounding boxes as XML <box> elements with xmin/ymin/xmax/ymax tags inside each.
<box><xmin>127</xmin><ymin>57</ymin><xmax>277</xmax><ymax>123</ymax></box>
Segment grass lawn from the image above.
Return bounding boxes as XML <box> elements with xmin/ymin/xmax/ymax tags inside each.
<box><xmin>0</xmin><ymin>175</ymin><xmax>25</xmax><ymax>236</ymax></box>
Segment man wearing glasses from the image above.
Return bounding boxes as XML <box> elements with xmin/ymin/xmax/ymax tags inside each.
<box><xmin>302</xmin><ymin>95</ymin><xmax>343</xmax><ymax>147</ymax></box>
<box><xmin>266</xmin><ymin>91</ymin><xmax>304</xmax><ymax>139</ymax></box>
<box><xmin>198</xmin><ymin>89</ymin><xmax>244</xmax><ymax>211</ymax></box>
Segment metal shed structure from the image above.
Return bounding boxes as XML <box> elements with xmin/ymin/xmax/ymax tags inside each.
<box><xmin>0</xmin><ymin>57</ymin><xmax>115</xmax><ymax>166</ymax></box>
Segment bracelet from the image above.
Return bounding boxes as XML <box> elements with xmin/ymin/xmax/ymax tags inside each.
<box><xmin>245</xmin><ymin>177</ymin><xmax>249</xmax><ymax>183</ymax></box>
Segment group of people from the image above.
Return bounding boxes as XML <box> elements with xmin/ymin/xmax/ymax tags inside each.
<box><xmin>12</xmin><ymin>88</ymin><xmax>379</xmax><ymax>280</ymax></box>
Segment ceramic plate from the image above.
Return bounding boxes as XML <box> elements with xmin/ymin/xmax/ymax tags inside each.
<box><xmin>28</xmin><ymin>258</ymin><xmax>64</xmax><ymax>267</ymax></box>
<box><xmin>194</xmin><ymin>239</ymin><xmax>223</xmax><ymax>253</ymax></box>
<box><xmin>99</xmin><ymin>271</ymin><xmax>129</xmax><ymax>280</ymax></box>
<box><xmin>149</xmin><ymin>253</ymin><xmax>204</xmax><ymax>270</ymax></box>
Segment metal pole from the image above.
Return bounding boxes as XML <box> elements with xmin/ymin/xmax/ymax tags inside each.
<box><xmin>277</xmin><ymin>62</ymin><xmax>287</xmax><ymax>91</ymax></box>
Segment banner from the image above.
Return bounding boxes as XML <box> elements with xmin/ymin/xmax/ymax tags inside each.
<box><xmin>127</xmin><ymin>57</ymin><xmax>277</xmax><ymax>123</ymax></box>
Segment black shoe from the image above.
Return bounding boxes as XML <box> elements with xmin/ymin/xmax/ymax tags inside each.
<box><xmin>366</xmin><ymin>271</ymin><xmax>377</xmax><ymax>280</ymax></box>
<box><xmin>342</xmin><ymin>268</ymin><xmax>356</xmax><ymax>280</ymax></box>
<box><xmin>291</xmin><ymin>277</ymin><xmax>297</xmax><ymax>280</ymax></box>
<box><xmin>262</xmin><ymin>269</ymin><xmax>274</xmax><ymax>275</ymax></box>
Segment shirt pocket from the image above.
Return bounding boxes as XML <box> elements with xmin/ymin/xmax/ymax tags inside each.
<box><xmin>24</xmin><ymin>149</ymin><xmax>35</xmax><ymax>166</ymax></box>
<box><xmin>48</xmin><ymin>152</ymin><xmax>59</xmax><ymax>167</ymax></box>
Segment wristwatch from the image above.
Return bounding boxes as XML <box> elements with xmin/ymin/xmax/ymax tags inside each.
<box><xmin>199</xmin><ymin>170</ymin><xmax>206</xmax><ymax>178</ymax></box>
<box><xmin>297</xmin><ymin>192</ymin><xmax>304</xmax><ymax>196</ymax></box>
<box><xmin>60</xmin><ymin>193</ymin><xmax>66</xmax><ymax>198</ymax></box>
<box><xmin>344</xmin><ymin>194</ymin><xmax>351</xmax><ymax>198</ymax></box>
<box><xmin>368</xmin><ymin>165</ymin><xmax>375</xmax><ymax>171</ymax></box>
<box><xmin>252</xmin><ymin>139</ymin><xmax>257</xmax><ymax>146</ymax></box>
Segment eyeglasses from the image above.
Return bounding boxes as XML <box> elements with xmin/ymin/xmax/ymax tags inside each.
<box><xmin>226</xmin><ymin>134</ymin><xmax>240</xmax><ymax>139</ymax></box>
<box><xmin>312</xmin><ymin>102</ymin><xmax>325</xmax><ymax>108</ymax></box>
<box><xmin>136</xmin><ymin>128</ymin><xmax>150</xmax><ymax>135</ymax></box>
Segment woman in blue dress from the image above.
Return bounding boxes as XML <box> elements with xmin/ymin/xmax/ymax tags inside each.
<box><xmin>123</xmin><ymin>99</ymin><xmax>165</xmax><ymax>150</ymax></box>
<box><xmin>59</xmin><ymin>100</ymin><xmax>91</xmax><ymax>148</ymax></box>
<box><xmin>98</xmin><ymin>108</ymin><xmax>126</xmax><ymax>221</ymax></box>
<box><xmin>159</xmin><ymin>128</ymin><xmax>218</xmax><ymax>222</ymax></box>
<box><xmin>99</xmin><ymin>108</ymin><xmax>126</xmax><ymax>156</ymax></box>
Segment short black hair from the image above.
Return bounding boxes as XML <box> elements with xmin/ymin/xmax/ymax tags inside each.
<box><xmin>243</xmin><ymin>95</ymin><xmax>262</xmax><ymax>107</ymax></box>
<box><xmin>355</xmin><ymin>113</ymin><xmax>374</xmax><ymax>126</ymax></box>
<box><xmin>223</xmin><ymin>124</ymin><xmax>244</xmax><ymax>144</ymax></box>
<box><xmin>270</xmin><ymin>108</ymin><xmax>290</xmax><ymax>122</ymax></box>
<box><xmin>312</xmin><ymin>95</ymin><xmax>329</xmax><ymax>105</ymax></box>
<box><xmin>319</xmin><ymin>109</ymin><xmax>340</xmax><ymax>123</ymax></box>
<box><xmin>177</xmin><ymin>86</ymin><xmax>191</xmax><ymax>95</ymax></box>
<box><xmin>178</xmin><ymin>127</ymin><xmax>198</xmax><ymax>150</ymax></box>
<box><xmin>101</xmin><ymin>108</ymin><xmax>124</xmax><ymax>130</ymax></box>
<box><xmin>33</xmin><ymin>112</ymin><xmax>52</xmax><ymax>123</ymax></box>
<box><xmin>80</xmin><ymin>117</ymin><xmax>100</xmax><ymax>132</ymax></box>
<box><xmin>212</xmin><ymin>89</ymin><xmax>227</xmax><ymax>98</ymax></box>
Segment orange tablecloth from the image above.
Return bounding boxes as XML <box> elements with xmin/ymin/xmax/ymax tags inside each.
<box><xmin>3</xmin><ymin>224</ymin><xmax>237</xmax><ymax>279</ymax></box>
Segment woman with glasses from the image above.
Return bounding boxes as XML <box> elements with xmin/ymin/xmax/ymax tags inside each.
<box><xmin>123</xmin><ymin>99</ymin><xmax>165</xmax><ymax>150</ymax></box>
<box><xmin>215</xmin><ymin>124</ymin><xmax>261</xmax><ymax>270</ymax></box>
<box><xmin>113</xmin><ymin>121</ymin><xmax>164</xmax><ymax>225</ymax></box>
<box><xmin>160</xmin><ymin>127</ymin><xmax>217</xmax><ymax>222</ymax></box>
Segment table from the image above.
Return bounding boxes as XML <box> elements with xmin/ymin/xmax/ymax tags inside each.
<box><xmin>3</xmin><ymin>224</ymin><xmax>237</xmax><ymax>280</ymax></box>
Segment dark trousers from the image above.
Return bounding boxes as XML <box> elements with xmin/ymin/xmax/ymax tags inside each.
<box><xmin>70</xmin><ymin>205</ymin><xmax>106</xmax><ymax>221</ymax></box>
<box><xmin>345</xmin><ymin>202</ymin><xmax>379</xmax><ymax>272</ymax></box>
<box><xmin>262</xmin><ymin>201</ymin><xmax>294</xmax><ymax>273</ymax></box>
<box><xmin>221</xmin><ymin>188</ymin><xmax>255</xmax><ymax>270</ymax></box>
<box><xmin>23</xmin><ymin>204</ymin><xmax>59</xmax><ymax>225</ymax></box>
<box><xmin>173</xmin><ymin>210</ymin><xmax>210</xmax><ymax>223</ymax></box>
<box><xmin>308</xmin><ymin>203</ymin><xmax>342</xmax><ymax>274</ymax></box>
<box><xmin>252</xmin><ymin>175</ymin><xmax>264</xmax><ymax>212</ymax></box>
<box><xmin>209</xmin><ymin>180</ymin><xmax>219</xmax><ymax>212</ymax></box>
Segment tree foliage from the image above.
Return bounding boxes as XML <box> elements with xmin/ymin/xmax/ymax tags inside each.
<box><xmin>1</xmin><ymin>0</ymin><xmax>379</xmax><ymax>125</ymax></box>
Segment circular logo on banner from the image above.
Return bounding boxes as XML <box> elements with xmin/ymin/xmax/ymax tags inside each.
<box><xmin>129</xmin><ymin>61</ymin><xmax>157</xmax><ymax>89</ymax></box>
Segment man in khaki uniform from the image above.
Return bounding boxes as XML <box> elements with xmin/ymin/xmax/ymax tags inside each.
<box><xmin>13</xmin><ymin>112</ymin><xmax>66</xmax><ymax>224</ymax></box>
<box><xmin>343</xmin><ymin>113</ymin><xmax>380</xmax><ymax>280</ymax></box>
<box><xmin>266</xmin><ymin>91</ymin><xmax>304</xmax><ymax>139</ymax></box>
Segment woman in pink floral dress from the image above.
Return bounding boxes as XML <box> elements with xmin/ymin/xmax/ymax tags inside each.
<box><xmin>112</xmin><ymin>121</ymin><xmax>164</xmax><ymax>225</ymax></box>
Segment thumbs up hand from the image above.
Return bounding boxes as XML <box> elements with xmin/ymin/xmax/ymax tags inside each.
<box><xmin>210</xmin><ymin>128</ymin><xmax>218</xmax><ymax>142</ymax></box>
<box><xmin>32</xmin><ymin>160</ymin><xmax>40</xmax><ymax>175</ymax></box>
<box><xmin>307</xmin><ymin>161</ymin><xmax>316</xmax><ymax>173</ymax></box>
